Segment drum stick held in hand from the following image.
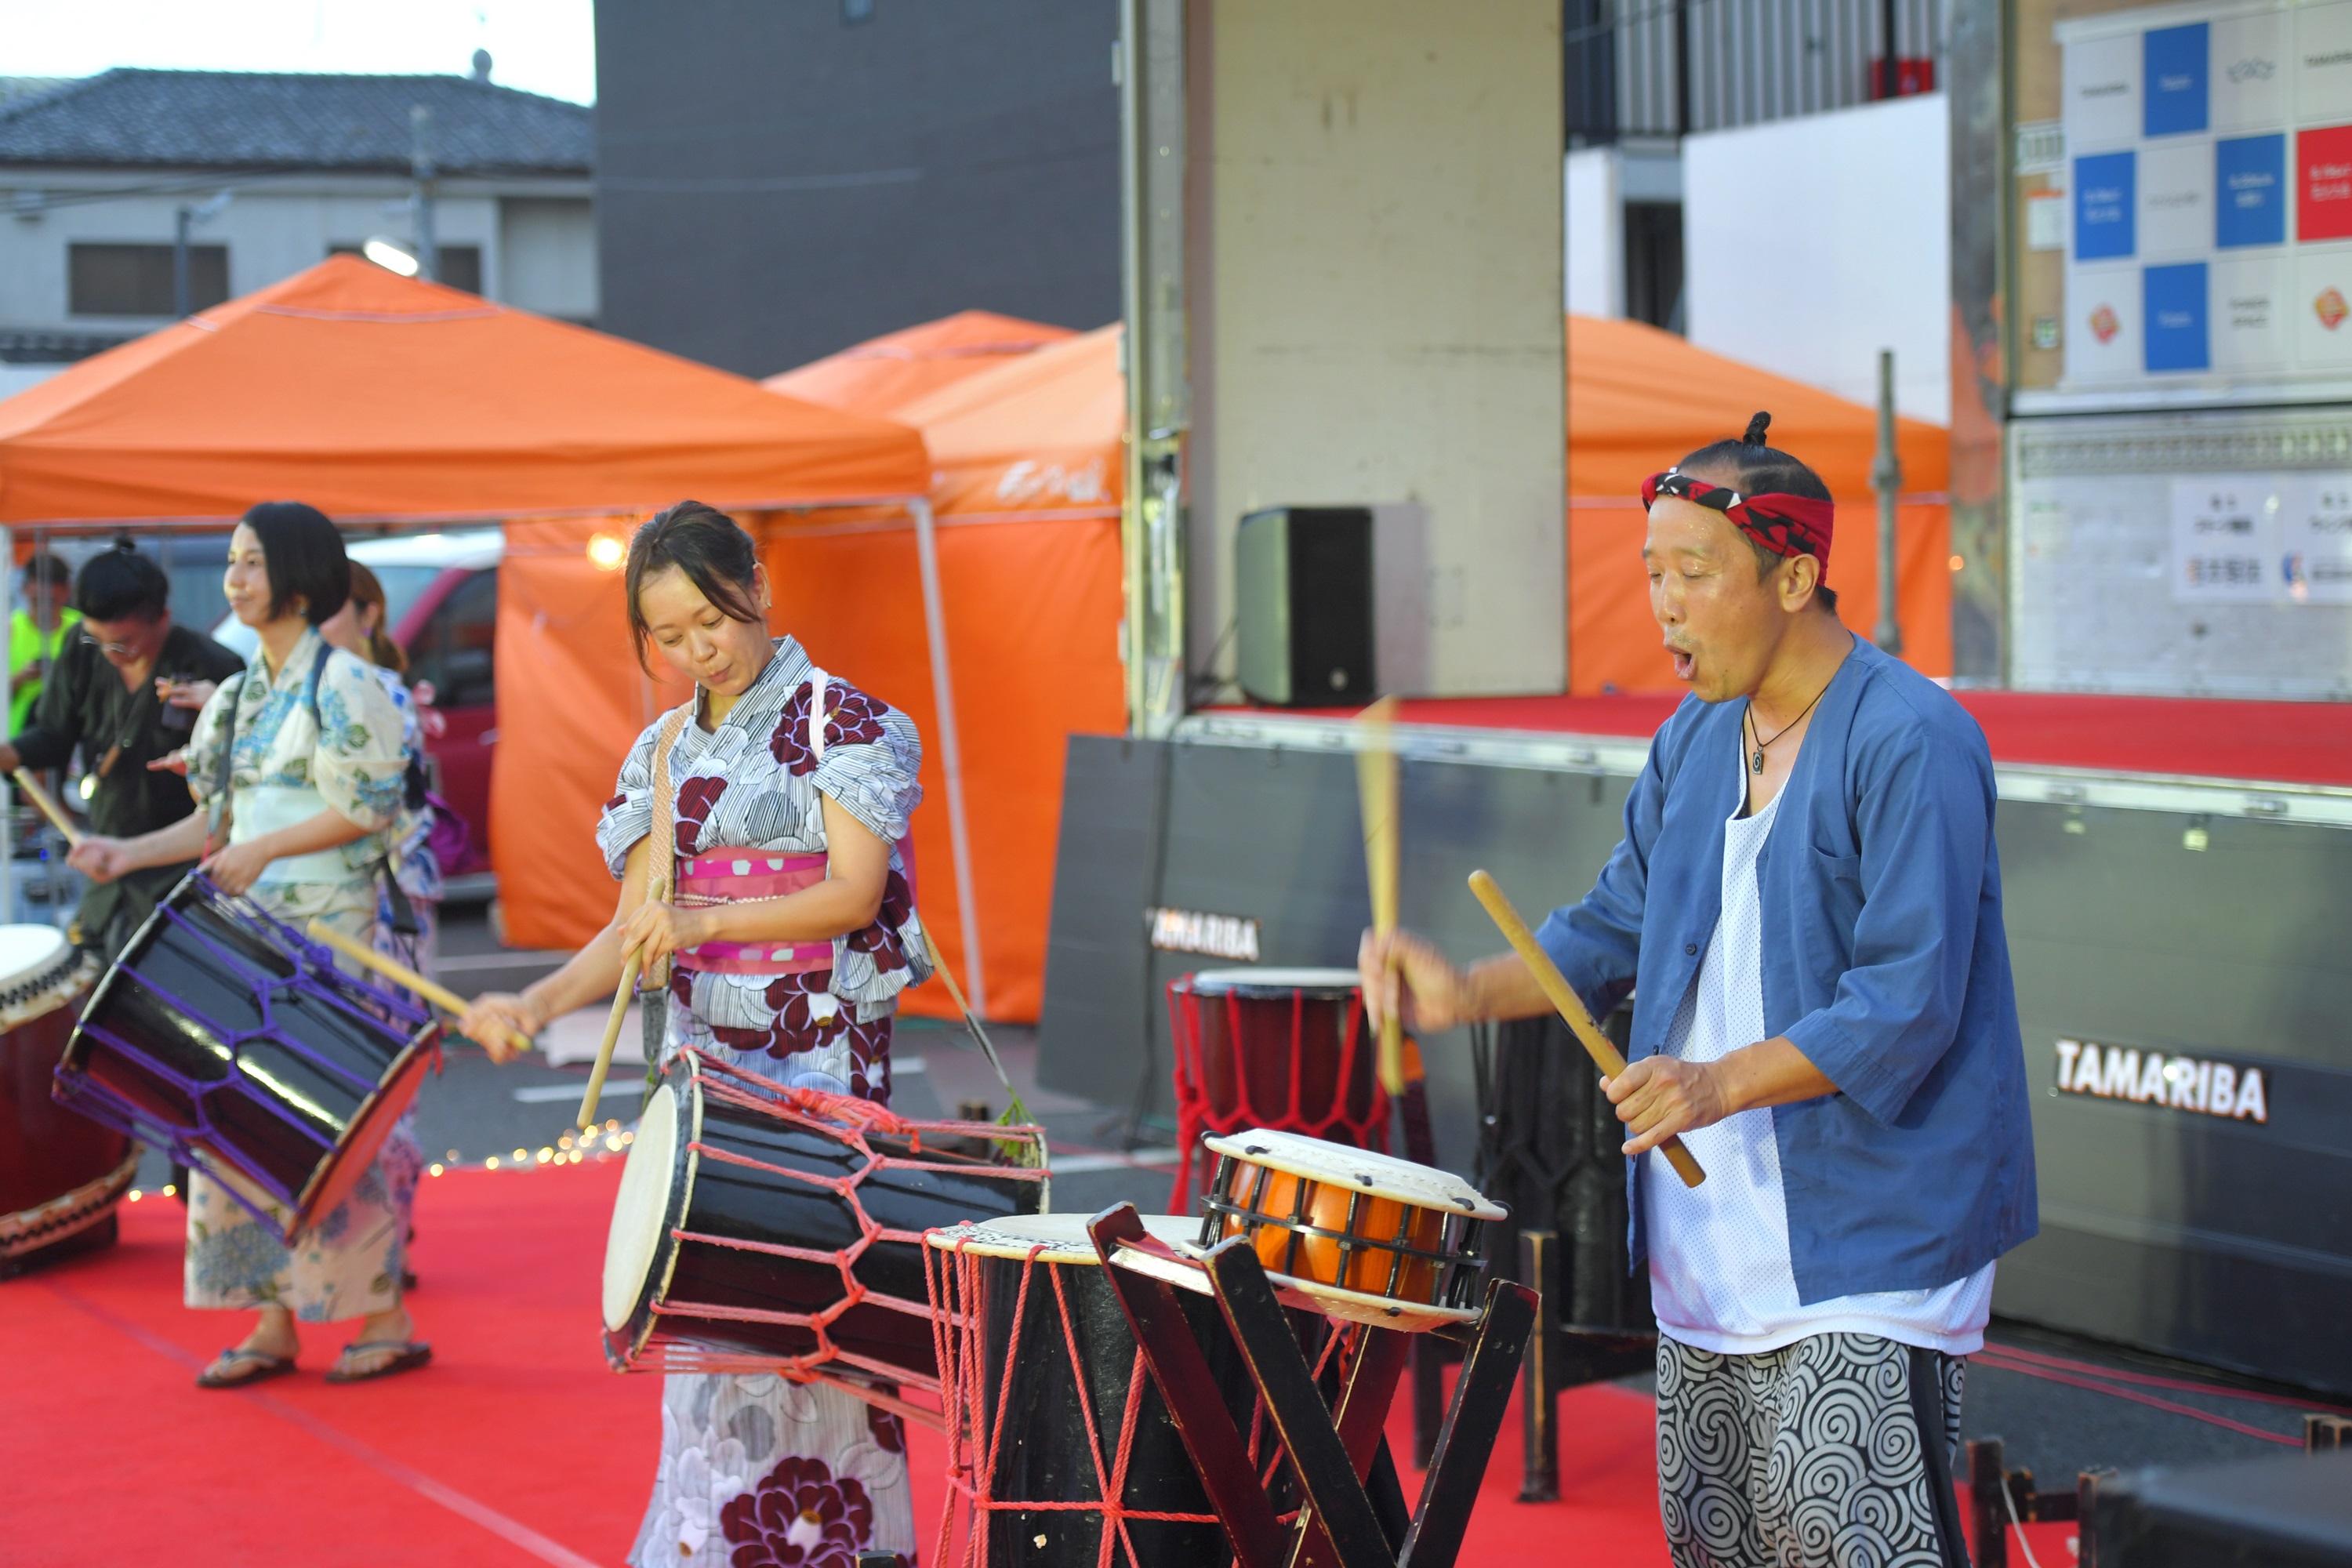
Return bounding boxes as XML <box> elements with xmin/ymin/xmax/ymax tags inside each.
<box><xmin>302</xmin><ymin>920</ymin><xmax>534</xmax><ymax>1061</ymax></box>
<box><xmin>579</xmin><ymin>949</ymin><xmax>642</xmax><ymax>1132</ymax></box>
<box><xmin>13</xmin><ymin>769</ymin><xmax>83</xmax><ymax>848</ymax></box>
<box><xmin>1356</xmin><ymin>697</ymin><xmax>1405</xmax><ymax>1096</ymax></box>
<box><xmin>1466</xmin><ymin>869</ymin><xmax>1707</xmax><ymax>1189</ymax></box>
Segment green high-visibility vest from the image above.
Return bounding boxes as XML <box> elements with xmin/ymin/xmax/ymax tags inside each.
<box><xmin>9</xmin><ymin>606</ymin><xmax>81</xmax><ymax>735</ymax></box>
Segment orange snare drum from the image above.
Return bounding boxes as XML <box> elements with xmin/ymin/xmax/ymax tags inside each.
<box><xmin>1191</xmin><ymin>1127</ymin><xmax>1504</xmax><ymax>1330</ymax></box>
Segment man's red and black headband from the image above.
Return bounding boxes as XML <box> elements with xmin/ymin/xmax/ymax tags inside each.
<box><xmin>1641</xmin><ymin>467</ymin><xmax>1835</xmax><ymax>579</ymax></box>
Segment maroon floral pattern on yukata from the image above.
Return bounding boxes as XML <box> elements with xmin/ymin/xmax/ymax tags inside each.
<box><xmin>866</xmin><ymin>1403</ymin><xmax>906</xmax><ymax>1456</ymax></box>
<box><xmin>770</xmin><ymin>684</ymin><xmax>896</xmax><ymax>778</ymax></box>
<box><xmin>673</xmin><ymin>775</ymin><xmax>728</xmax><ymax>857</ymax></box>
<box><xmin>720</xmin><ymin>1454</ymin><xmax>877</xmax><ymax>1568</ymax></box>
<box><xmin>844</xmin><ymin>869</ymin><xmax>915</xmax><ymax>978</ymax></box>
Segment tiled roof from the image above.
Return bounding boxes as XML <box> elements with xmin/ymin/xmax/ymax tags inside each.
<box><xmin>0</xmin><ymin>70</ymin><xmax>591</xmax><ymax>176</ymax></box>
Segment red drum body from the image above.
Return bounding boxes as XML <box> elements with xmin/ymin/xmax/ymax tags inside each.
<box><xmin>1167</xmin><ymin>967</ymin><xmax>1388</xmax><ymax>1210</ymax></box>
<box><xmin>0</xmin><ymin>928</ymin><xmax>129</xmax><ymax>1276</ymax></box>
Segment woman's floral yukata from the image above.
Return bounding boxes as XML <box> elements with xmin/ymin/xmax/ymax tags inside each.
<box><xmin>598</xmin><ymin>636</ymin><xmax>933</xmax><ymax>1568</ymax></box>
<box><xmin>180</xmin><ymin>626</ymin><xmax>420</xmax><ymax>1322</ymax></box>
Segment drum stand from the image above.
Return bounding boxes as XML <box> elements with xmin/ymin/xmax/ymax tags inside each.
<box><xmin>1089</xmin><ymin>1203</ymin><xmax>1538</xmax><ymax>1568</ymax></box>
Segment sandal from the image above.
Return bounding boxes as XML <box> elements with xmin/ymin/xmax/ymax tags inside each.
<box><xmin>325</xmin><ymin>1338</ymin><xmax>433</xmax><ymax>1384</ymax></box>
<box><xmin>195</xmin><ymin>1345</ymin><xmax>296</xmax><ymax>1389</ymax></box>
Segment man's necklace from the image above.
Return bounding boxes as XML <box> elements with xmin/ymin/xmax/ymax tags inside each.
<box><xmin>1745</xmin><ymin>677</ymin><xmax>1834</xmax><ymax>774</ymax></box>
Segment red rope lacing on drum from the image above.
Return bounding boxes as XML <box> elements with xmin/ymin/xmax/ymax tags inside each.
<box><xmin>922</xmin><ymin>1229</ymin><xmax>1358</xmax><ymax>1568</ymax></box>
<box><xmin>1166</xmin><ymin>977</ymin><xmax>1392</xmax><ymax>1213</ymax></box>
<box><xmin>648</xmin><ymin>1048</ymin><xmax>1047</xmax><ymax>1406</ymax></box>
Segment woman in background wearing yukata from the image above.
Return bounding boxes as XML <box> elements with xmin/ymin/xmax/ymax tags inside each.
<box><xmin>320</xmin><ymin>561</ymin><xmax>445</xmax><ymax>981</ymax></box>
<box><xmin>73</xmin><ymin>503</ymin><xmax>444</xmax><ymax>1388</ymax></box>
<box><xmin>460</xmin><ymin>499</ymin><xmax>933</xmax><ymax>1568</ymax></box>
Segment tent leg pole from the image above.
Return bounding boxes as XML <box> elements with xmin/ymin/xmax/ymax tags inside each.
<box><xmin>909</xmin><ymin>496</ymin><xmax>986</xmax><ymax>1018</ymax></box>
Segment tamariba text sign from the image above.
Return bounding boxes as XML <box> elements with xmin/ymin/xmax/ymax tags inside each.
<box><xmin>1145</xmin><ymin>906</ymin><xmax>1261</xmax><ymax>962</ymax></box>
<box><xmin>2054</xmin><ymin>1037</ymin><xmax>2269</xmax><ymax>1123</ymax></box>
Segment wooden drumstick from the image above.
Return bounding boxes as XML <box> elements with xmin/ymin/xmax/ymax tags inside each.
<box><xmin>1467</xmin><ymin>869</ymin><xmax>1707</xmax><ymax>1189</ymax></box>
<box><xmin>303</xmin><ymin>919</ymin><xmax>534</xmax><ymax>1061</ymax></box>
<box><xmin>1356</xmin><ymin>697</ymin><xmax>1405</xmax><ymax>1096</ymax></box>
<box><xmin>579</xmin><ymin>949</ymin><xmax>642</xmax><ymax>1131</ymax></box>
<box><xmin>13</xmin><ymin>768</ymin><xmax>83</xmax><ymax>848</ymax></box>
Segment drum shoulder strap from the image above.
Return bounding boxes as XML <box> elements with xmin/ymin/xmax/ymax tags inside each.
<box><xmin>641</xmin><ymin>702</ymin><xmax>694</xmax><ymax>990</ymax></box>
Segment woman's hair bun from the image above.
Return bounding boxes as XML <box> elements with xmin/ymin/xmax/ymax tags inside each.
<box><xmin>1742</xmin><ymin>411</ymin><xmax>1773</xmax><ymax>447</ymax></box>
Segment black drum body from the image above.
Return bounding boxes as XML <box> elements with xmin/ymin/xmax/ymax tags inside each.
<box><xmin>604</xmin><ymin>1051</ymin><xmax>1047</xmax><ymax>1381</ymax></box>
<box><xmin>53</xmin><ymin>873</ymin><xmax>438</xmax><ymax>1243</ymax></box>
<box><xmin>981</xmin><ymin>1232</ymin><xmax>1265</xmax><ymax>1566</ymax></box>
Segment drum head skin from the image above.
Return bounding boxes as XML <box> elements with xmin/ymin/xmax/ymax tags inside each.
<box><xmin>1180</xmin><ymin>967</ymin><xmax>1361</xmax><ymax>999</ymax></box>
<box><xmin>603</xmin><ymin>1068</ymin><xmax>691</xmax><ymax>1340</ymax></box>
<box><xmin>1200</xmin><ymin>1128</ymin><xmax>1506</xmax><ymax>1221</ymax></box>
<box><xmin>0</xmin><ymin>925</ymin><xmax>89</xmax><ymax>1033</ymax></box>
<box><xmin>927</xmin><ymin>1210</ymin><xmax>1196</xmax><ymax>1263</ymax></box>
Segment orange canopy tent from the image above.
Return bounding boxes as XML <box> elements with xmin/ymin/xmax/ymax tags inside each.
<box><xmin>0</xmin><ymin>256</ymin><xmax>954</xmax><ymax>976</ymax></box>
<box><xmin>1564</xmin><ymin>315</ymin><xmax>1952</xmax><ymax>690</ymax></box>
<box><xmin>762</xmin><ymin>324</ymin><xmax>1125</xmax><ymax>1022</ymax></box>
<box><xmin>763</xmin><ymin>310</ymin><xmax>1075</xmax><ymax>421</ymax></box>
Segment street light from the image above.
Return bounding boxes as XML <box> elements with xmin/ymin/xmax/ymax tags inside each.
<box><xmin>362</xmin><ymin>236</ymin><xmax>422</xmax><ymax>277</ymax></box>
<box><xmin>172</xmin><ymin>189</ymin><xmax>232</xmax><ymax>318</ymax></box>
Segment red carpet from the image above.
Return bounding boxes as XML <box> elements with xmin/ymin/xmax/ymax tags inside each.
<box><xmin>2</xmin><ymin>1164</ymin><xmax>1677</xmax><ymax>1566</ymax></box>
<box><xmin>1273</xmin><ymin>688</ymin><xmax>2352</xmax><ymax>787</ymax></box>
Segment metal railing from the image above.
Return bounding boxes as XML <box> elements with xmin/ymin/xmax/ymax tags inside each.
<box><xmin>1567</xmin><ymin>0</ymin><xmax>1944</xmax><ymax>143</ymax></box>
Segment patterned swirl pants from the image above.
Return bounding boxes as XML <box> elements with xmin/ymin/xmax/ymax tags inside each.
<box><xmin>1657</xmin><ymin>1332</ymin><xmax>1971</xmax><ymax>1568</ymax></box>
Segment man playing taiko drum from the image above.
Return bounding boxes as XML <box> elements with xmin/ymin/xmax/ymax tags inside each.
<box><xmin>1363</xmin><ymin>412</ymin><xmax>2037</xmax><ymax>1568</ymax></box>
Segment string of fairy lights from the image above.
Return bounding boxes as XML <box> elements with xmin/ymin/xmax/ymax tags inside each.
<box><xmin>121</xmin><ymin>1119</ymin><xmax>641</xmax><ymax>1203</ymax></box>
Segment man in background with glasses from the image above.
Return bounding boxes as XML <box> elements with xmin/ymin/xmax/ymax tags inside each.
<box><xmin>8</xmin><ymin>553</ymin><xmax>78</xmax><ymax>738</ymax></box>
<box><xmin>0</xmin><ymin>541</ymin><xmax>245</xmax><ymax>958</ymax></box>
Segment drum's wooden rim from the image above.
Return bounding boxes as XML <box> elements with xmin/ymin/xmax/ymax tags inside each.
<box><xmin>1113</xmin><ymin>1238</ymin><xmax>1483</xmax><ymax>1331</ymax></box>
<box><xmin>0</xmin><ymin>938</ymin><xmax>93</xmax><ymax>1034</ymax></box>
<box><xmin>926</xmin><ymin>1210</ymin><xmax>1194</xmax><ymax>1263</ymax></box>
<box><xmin>1173</xmin><ymin>967</ymin><xmax>1362</xmax><ymax>998</ymax></box>
<box><xmin>1202</xmin><ymin>1129</ymin><xmax>1506</xmax><ymax>1221</ymax></box>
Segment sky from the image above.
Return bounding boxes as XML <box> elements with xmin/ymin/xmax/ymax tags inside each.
<box><xmin>0</xmin><ymin>0</ymin><xmax>597</xmax><ymax>104</ymax></box>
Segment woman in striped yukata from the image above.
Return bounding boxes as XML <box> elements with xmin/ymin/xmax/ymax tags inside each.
<box><xmin>461</xmin><ymin>500</ymin><xmax>932</xmax><ymax>1568</ymax></box>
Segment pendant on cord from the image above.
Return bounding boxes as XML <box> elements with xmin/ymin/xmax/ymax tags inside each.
<box><xmin>1751</xmin><ymin>749</ymin><xmax>1766</xmax><ymax>774</ymax></box>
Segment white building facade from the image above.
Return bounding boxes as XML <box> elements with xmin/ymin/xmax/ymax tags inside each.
<box><xmin>0</xmin><ymin>69</ymin><xmax>596</xmax><ymax>397</ymax></box>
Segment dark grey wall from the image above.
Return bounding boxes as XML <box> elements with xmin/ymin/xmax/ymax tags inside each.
<box><xmin>1042</xmin><ymin>735</ymin><xmax>2352</xmax><ymax>1394</ymax></box>
<box><xmin>593</xmin><ymin>0</ymin><xmax>1120</xmax><ymax>376</ymax></box>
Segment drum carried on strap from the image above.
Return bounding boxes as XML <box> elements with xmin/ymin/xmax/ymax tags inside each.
<box><xmin>0</xmin><ymin>926</ymin><xmax>128</xmax><ymax>1276</ymax></box>
<box><xmin>52</xmin><ymin>873</ymin><xmax>438</xmax><ymax>1245</ymax></box>
<box><xmin>603</xmin><ymin>1048</ymin><xmax>1047</xmax><ymax>1414</ymax></box>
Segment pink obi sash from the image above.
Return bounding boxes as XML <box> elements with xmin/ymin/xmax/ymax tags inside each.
<box><xmin>673</xmin><ymin>849</ymin><xmax>833</xmax><ymax>975</ymax></box>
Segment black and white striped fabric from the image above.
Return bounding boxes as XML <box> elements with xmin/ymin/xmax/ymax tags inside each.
<box><xmin>1657</xmin><ymin>1331</ymin><xmax>1970</xmax><ymax>1568</ymax></box>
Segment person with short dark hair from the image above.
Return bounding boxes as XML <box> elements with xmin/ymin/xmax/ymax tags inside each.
<box><xmin>0</xmin><ymin>539</ymin><xmax>244</xmax><ymax>955</ymax></box>
<box><xmin>72</xmin><ymin>502</ymin><xmax>456</xmax><ymax>1390</ymax></box>
<box><xmin>1365</xmin><ymin>415</ymin><xmax>2033</xmax><ymax>1568</ymax></box>
<box><xmin>459</xmin><ymin>499</ymin><xmax>935</xmax><ymax>1566</ymax></box>
<box><xmin>9</xmin><ymin>550</ymin><xmax>81</xmax><ymax>735</ymax></box>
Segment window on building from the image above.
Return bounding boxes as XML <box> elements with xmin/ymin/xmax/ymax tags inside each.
<box><xmin>67</xmin><ymin>243</ymin><xmax>227</xmax><ymax>316</ymax></box>
<box><xmin>328</xmin><ymin>242</ymin><xmax>483</xmax><ymax>294</ymax></box>
<box><xmin>1624</xmin><ymin>204</ymin><xmax>1685</xmax><ymax>335</ymax></box>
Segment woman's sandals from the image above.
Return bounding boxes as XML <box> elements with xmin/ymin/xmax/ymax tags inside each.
<box><xmin>194</xmin><ymin>1346</ymin><xmax>296</xmax><ymax>1389</ymax></box>
<box><xmin>324</xmin><ymin>1338</ymin><xmax>433</xmax><ymax>1384</ymax></box>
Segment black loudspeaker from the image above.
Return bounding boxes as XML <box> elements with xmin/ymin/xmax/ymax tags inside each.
<box><xmin>2087</xmin><ymin>1452</ymin><xmax>2352</xmax><ymax>1568</ymax></box>
<box><xmin>1235</xmin><ymin>506</ymin><xmax>1375</xmax><ymax>706</ymax></box>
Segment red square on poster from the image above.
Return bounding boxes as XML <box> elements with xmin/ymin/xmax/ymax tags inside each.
<box><xmin>2301</xmin><ymin>125</ymin><xmax>2352</xmax><ymax>241</ymax></box>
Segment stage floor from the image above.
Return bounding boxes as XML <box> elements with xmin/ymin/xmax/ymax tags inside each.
<box><xmin>1272</xmin><ymin>689</ymin><xmax>2352</xmax><ymax>788</ymax></box>
<box><xmin>2</xmin><ymin>1160</ymin><xmax>1686</xmax><ymax>1567</ymax></box>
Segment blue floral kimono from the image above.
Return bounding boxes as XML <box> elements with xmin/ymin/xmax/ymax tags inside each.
<box><xmin>180</xmin><ymin>626</ymin><xmax>419</xmax><ymax>1321</ymax></box>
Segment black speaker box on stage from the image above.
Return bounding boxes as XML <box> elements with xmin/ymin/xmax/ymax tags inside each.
<box><xmin>1235</xmin><ymin>506</ymin><xmax>1374</xmax><ymax>706</ymax></box>
<box><xmin>2087</xmin><ymin>1452</ymin><xmax>2352</xmax><ymax>1568</ymax></box>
